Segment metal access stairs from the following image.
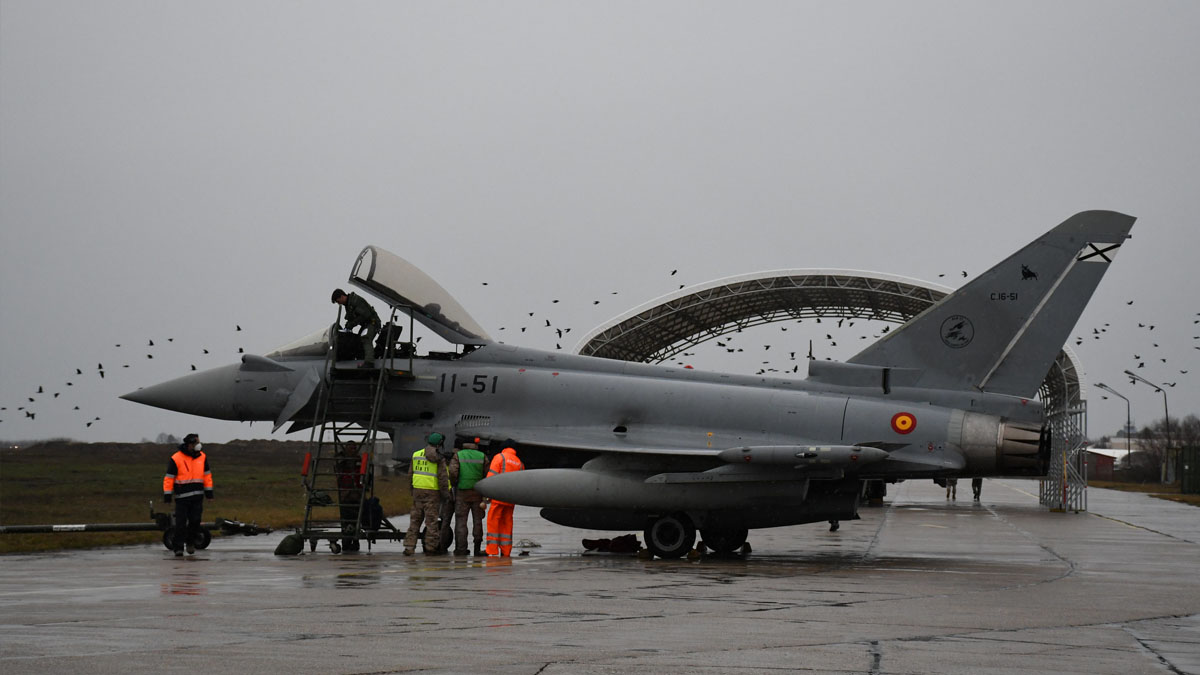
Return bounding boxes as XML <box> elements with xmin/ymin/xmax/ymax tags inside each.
<box><xmin>1040</xmin><ymin>399</ymin><xmax>1088</xmax><ymax>512</ymax></box>
<box><xmin>298</xmin><ymin>309</ymin><xmax>406</xmax><ymax>553</ymax></box>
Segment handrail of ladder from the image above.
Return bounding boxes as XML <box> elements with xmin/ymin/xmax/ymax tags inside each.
<box><xmin>300</xmin><ymin>303</ymin><xmax>406</xmax><ymax>547</ymax></box>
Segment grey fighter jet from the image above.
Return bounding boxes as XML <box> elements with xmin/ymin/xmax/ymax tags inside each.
<box><xmin>123</xmin><ymin>211</ymin><xmax>1134</xmax><ymax>558</ymax></box>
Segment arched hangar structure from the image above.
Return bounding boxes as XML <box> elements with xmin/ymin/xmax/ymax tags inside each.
<box><xmin>575</xmin><ymin>270</ymin><xmax>1087</xmax><ymax>508</ymax></box>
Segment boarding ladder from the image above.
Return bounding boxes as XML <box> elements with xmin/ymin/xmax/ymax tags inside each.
<box><xmin>298</xmin><ymin>307</ymin><xmax>408</xmax><ymax>553</ymax></box>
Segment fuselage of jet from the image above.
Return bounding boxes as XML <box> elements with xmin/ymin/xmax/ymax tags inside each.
<box><xmin>126</xmin><ymin>339</ymin><xmax>1047</xmax><ymax>483</ymax></box>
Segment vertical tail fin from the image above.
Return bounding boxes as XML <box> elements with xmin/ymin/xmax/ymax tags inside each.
<box><xmin>848</xmin><ymin>211</ymin><xmax>1135</xmax><ymax>396</ymax></box>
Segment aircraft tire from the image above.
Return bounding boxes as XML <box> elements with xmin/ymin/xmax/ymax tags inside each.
<box><xmin>161</xmin><ymin>528</ymin><xmax>175</xmax><ymax>550</ymax></box>
<box><xmin>699</xmin><ymin>527</ymin><xmax>748</xmax><ymax>554</ymax></box>
<box><xmin>644</xmin><ymin>513</ymin><xmax>696</xmax><ymax>559</ymax></box>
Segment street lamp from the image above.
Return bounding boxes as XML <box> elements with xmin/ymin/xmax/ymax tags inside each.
<box><xmin>1095</xmin><ymin>382</ymin><xmax>1131</xmax><ymax>469</ymax></box>
<box><xmin>1124</xmin><ymin>370</ymin><xmax>1173</xmax><ymax>482</ymax></box>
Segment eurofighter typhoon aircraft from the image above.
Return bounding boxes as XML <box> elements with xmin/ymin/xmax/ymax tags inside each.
<box><xmin>124</xmin><ymin>211</ymin><xmax>1133</xmax><ymax>557</ymax></box>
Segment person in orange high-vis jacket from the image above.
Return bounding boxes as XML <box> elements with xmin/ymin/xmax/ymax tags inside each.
<box><xmin>484</xmin><ymin>441</ymin><xmax>524</xmax><ymax>556</ymax></box>
<box><xmin>163</xmin><ymin>433</ymin><xmax>214</xmax><ymax>557</ymax></box>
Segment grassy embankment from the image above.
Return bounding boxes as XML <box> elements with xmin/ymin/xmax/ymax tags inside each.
<box><xmin>0</xmin><ymin>440</ymin><xmax>412</xmax><ymax>553</ymax></box>
<box><xmin>1088</xmin><ymin>479</ymin><xmax>1200</xmax><ymax>507</ymax></box>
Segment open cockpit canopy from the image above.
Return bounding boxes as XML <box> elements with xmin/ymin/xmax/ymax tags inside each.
<box><xmin>349</xmin><ymin>246</ymin><xmax>491</xmax><ymax>345</ymax></box>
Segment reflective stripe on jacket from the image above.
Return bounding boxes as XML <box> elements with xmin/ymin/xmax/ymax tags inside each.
<box><xmin>454</xmin><ymin>448</ymin><xmax>486</xmax><ymax>490</ymax></box>
<box><xmin>164</xmin><ymin>450</ymin><xmax>213</xmax><ymax>499</ymax></box>
<box><xmin>411</xmin><ymin>448</ymin><xmax>440</xmax><ymax>491</ymax></box>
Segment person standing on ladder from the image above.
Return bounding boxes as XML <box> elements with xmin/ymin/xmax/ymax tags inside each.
<box><xmin>331</xmin><ymin>288</ymin><xmax>381</xmax><ymax>368</ymax></box>
<box><xmin>404</xmin><ymin>432</ymin><xmax>451</xmax><ymax>556</ymax></box>
<box><xmin>449</xmin><ymin>439</ymin><xmax>488</xmax><ymax>556</ymax></box>
<box><xmin>484</xmin><ymin>440</ymin><xmax>524</xmax><ymax>556</ymax></box>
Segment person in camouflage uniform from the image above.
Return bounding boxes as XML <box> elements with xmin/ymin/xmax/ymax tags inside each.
<box><xmin>449</xmin><ymin>440</ymin><xmax>488</xmax><ymax>556</ymax></box>
<box><xmin>331</xmin><ymin>288</ymin><xmax>381</xmax><ymax>367</ymax></box>
<box><xmin>404</xmin><ymin>432</ymin><xmax>451</xmax><ymax>555</ymax></box>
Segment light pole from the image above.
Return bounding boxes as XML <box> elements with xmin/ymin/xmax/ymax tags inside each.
<box><xmin>1124</xmin><ymin>370</ymin><xmax>1172</xmax><ymax>482</ymax></box>
<box><xmin>1095</xmin><ymin>382</ymin><xmax>1132</xmax><ymax>470</ymax></box>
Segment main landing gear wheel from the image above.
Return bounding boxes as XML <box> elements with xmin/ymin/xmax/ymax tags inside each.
<box><xmin>643</xmin><ymin>513</ymin><xmax>696</xmax><ymax>559</ymax></box>
<box><xmin>699</xmin><ymin>527</ymin><xmax>748</xmax><ymax>554</ymax></box>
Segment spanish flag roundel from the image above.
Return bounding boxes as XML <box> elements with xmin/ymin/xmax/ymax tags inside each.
<box><xmin>891</xmin><ymin>412</ymin><xmax>917</xmax><ymax>435</ymax></box>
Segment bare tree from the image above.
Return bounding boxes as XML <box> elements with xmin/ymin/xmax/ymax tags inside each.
<box><xmin>1134</xmin><ymin>414</ymin><xmax>1199</xmax><ymax>483</ymax></box>
<box><xmin>1178</xmin><ymin>414</ymin><xmax>1200</xmax><ymax>447</ymax></box>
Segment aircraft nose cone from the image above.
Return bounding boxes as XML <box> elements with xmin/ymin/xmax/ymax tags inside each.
<box><xmin>121</xmin><ymin>364</ymin><xmax>241</xmax><ymax>420</ymax></box>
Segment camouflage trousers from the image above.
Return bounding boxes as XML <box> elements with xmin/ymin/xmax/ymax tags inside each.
<box><xmin>404</xmin><ymin>489</ymin><xmax>443</xmax><ymax>552</ymax></box>
<box><xmin>437</xmin><ymin>494</ymin><xmax>455</xmax><ymax>551</ymax></box>
<box><xmin>454</xmin><ymin>489</ymin><xmax>485</xmax><ymax>552</ymax></box>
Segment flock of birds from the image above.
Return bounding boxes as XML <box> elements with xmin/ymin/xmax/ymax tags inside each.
<box><xmin>2</xmin><ymin>325</ymin><xmax>248</xmax><ymax>430</ymax></box>
<box><xmin>4</xmin><ymin>267</ymin><xmax>1197</xmax><ymax>433</ymax></box>
<box><xmin>1077</xmin><ymin>306</ymin><xmax>1200</xmax><ymax>394</ymax></box>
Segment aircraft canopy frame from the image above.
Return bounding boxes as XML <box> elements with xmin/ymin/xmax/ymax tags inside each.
<box><xmin>349</xmin><ymin>246</ymin><xmax>491</xmax><ymax>345</ymax></box>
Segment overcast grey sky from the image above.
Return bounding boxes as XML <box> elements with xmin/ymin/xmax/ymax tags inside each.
<box><xmin>2</xmin><ymin>1</ymin><xmax>1197</xmax><ymax>443</ymax></box>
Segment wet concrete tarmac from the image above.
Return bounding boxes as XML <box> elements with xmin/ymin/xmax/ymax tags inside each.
<box><xmin>2</xmin><ymin>479</ymin><xmax>1198</xmax><ymax>674</ymax></box>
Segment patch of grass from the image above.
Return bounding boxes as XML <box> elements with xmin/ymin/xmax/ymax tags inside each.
<box><xmin>0</xmin><ymin>441</ymin><xmax>412</xmax><ymax>553</ymax></box>
<box><xmin>1088</xmin><ymin>479</ymin><xmax>1180</xmax><ymax>493</ymax></box>
<box><xmin>1087</xmin><ymin>479</ymin><xmax>1200</xmax><ymax>507</ymax></box>
<box><xmin>1149</xmin><ymin>493</ymin><xmax>1200</xmax><ymax>507</ymax></box>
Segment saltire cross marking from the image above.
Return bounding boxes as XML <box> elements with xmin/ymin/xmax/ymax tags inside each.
<box><xmin>1077</xmin><ymin>242</ymin><xmax>1121</xmax><ymax>263</ymax></box>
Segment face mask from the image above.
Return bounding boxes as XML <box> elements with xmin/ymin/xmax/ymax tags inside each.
<box><xmin>193</xmin><ymin>442</ymin><xmax>203</xmax><ymax>452</ymax></box>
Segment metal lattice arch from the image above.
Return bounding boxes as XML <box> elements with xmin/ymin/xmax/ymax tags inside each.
<box><xmin>574</xmin><ymin>269</ymin><xmax>1084</xmax><ymax>435</ymax></box>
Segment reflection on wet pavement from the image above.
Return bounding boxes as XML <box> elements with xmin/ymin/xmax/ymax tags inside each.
<box><xmin>1</xmin><ymin>479</ymin><xmax>1197</xmax><ymax>674</ymax></box>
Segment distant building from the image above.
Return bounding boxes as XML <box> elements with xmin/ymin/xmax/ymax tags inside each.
<box><xmin>1085</xmin><ymin>448</ymin><xmax>1125</xmax><ymax>481</ymax></box>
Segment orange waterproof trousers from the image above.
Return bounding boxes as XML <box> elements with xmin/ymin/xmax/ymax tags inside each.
<box><xmin>485</xmin><ymin>502</ymin><xmax>514</xmax><ymax>556</ymax></box>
